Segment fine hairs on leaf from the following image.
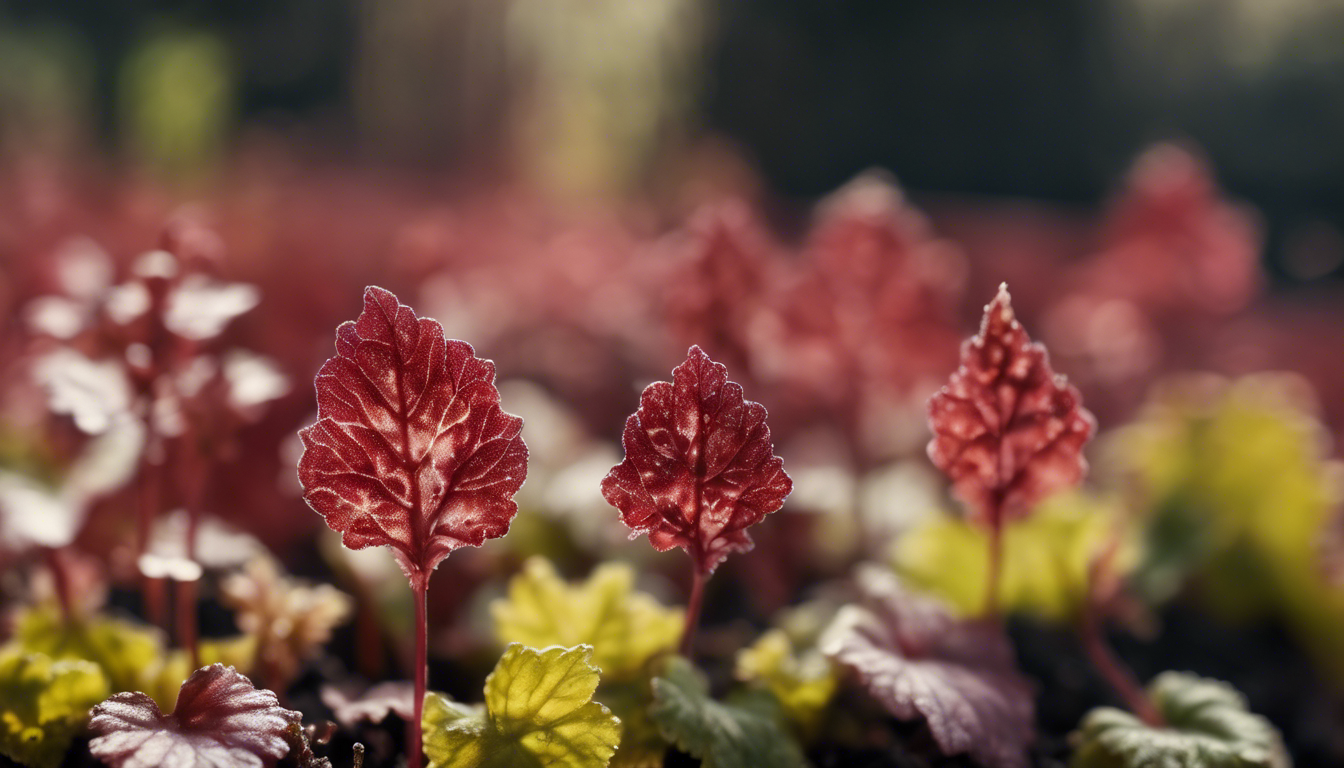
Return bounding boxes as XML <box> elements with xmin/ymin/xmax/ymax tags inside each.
<box><xmin>421</xmin><ymin>644</ymin><xmax>621</xmax><ymax>768</ymax></box>
<box><xmin>601</xmin><ymin>345</ymin><xmax>791</xmax><ymax>653</ymax></box>
<box><xmin>819</xmin><ymin>566</ymin><xmax>1036</xmax><ymax>768</ymax></box>
<box><xmin>88</xmin><ymin>663</ymin><xmax>300</xmax><ymax>768</ymax></box>
<box><xmin>927</xmin><ymin>283</ymin><xmax>1095</xmax><ymax>614</ymax></box>
<box><xmin>297</xmin><ymin>286</ymin><xmax>528</xmax><ymax>768</ymax></box>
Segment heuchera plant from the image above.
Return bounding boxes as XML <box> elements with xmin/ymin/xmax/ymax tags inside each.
<box><xmin>298</xmin><ymin>286</ymin><xmax>528</xmax><ymax>768</ymax></box>
<box><xmin>927</xmin><ymin>283</ymin><xmax>1095</xmax><ymax>615</ymax></box>
<box><xmin>601</xmin><ymin>345</ymin><xmax>791</xmax><ymax>653</ymax></box>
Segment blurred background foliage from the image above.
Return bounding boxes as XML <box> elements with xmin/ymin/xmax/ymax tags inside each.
<box><xmin>0</xmin><ymin>0</ymin><xmax>1342</xmax><ymax>285</ymax></box>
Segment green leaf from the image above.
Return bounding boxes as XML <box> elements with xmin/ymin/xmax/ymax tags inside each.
<box><xmin>491</xmin><ymin>557</ymin><xmax>682</xmax><ymax>682</ymax></box>
<box><xmin>892</xmin><ymin>491</ymin><xmax>1130</xmax><ymax>621</ymax></box>
<box><xmin>1072</xmin><ymin>672</ymin><xmax>1287</xmax><ymax>768</ymax></box>
<box><xmin>423</xmin><ymin>644</ymin><xmax>622</xmax><ymax>768</ymax></box>
<box><xmin>650</xmin><ymin>656</ymin><xmax>806</xmax><ymax>768</ymax></box>
<box><xmin>734</xmin><ymin>629</ymin><xmax>836</xmax><ymax>740</ymax></box>
<box><xmin>0</xmin><ymin>648</ymin><xmax>109</xmax><ymax>768</ymax></box>
<box><xmin>11</xmin><ymin>605</ymin><xmax>165</xmax><ymax>695</ymax></box>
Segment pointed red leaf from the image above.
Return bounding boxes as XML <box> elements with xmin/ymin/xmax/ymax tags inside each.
<box><xmin>927</xmin><ymin>285</ymin><xmax>1094</xmax><ymax>527</ymax></box>
<box><xmin>601</xmin><ymin>345</ymin><xmax>791</xmax><ymax>574</ymax></box>
<box><xmin>88</xmin><ymin>664</ymin><xmax>301</xmax><ymax>768</ymax></box>
<box><xmin>298</xmin><ymin>287</ymin><xmax>527</xmax><ymax>591</ymax></box>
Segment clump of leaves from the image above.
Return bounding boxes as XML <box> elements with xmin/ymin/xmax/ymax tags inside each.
<box><xmin>298</xmin><ymin>286</ymin><xmax>528</xmax><ymax>768</ymax></box>
<box><xmin>893</xmin><ymin>491</ymin><xmax>1134</xmax><ymax>621</ymax></box>
<box><xmin>8</xmin><ymin>604</ymin><xmax>165</xmax><ymax>696</ymax></box>
<box><xmin>0</xmin><ymin>649</ymin><xmax>109</xmax><ymax>768</ymax></box>
<box><xmin>421</xmin><ymin>644</ymin><xmax>621</xmax><ymax>768</ymax></box>
<box><xmin>649</xmin><ymin>655</ymin><xmax>806</xmax><ymax>768</ymax></box>
<box><xmin>927</xmin><ymin>284</ymin><xmax>1095</xmax><ymax>615</ymax></box>
<box><xmin>1071</xmin><ymin>672</ymin><xmax>1288</xmax><ymax>768</ymax></box>
<box><xmin>490</xmin><ymin>557</ymin><xmax>682</xmax><ymax>765</ymax></box>
<box><xmin>819</xmin><ymin>565</ymin><xmax>1035</xmax><ymax>768</ymax></box>
<box><xmin>221</xmin><ymin>556</ymin><xmax>353</xmax><ymax>693</ymax></box>
<box><xmin>88</xmin><ymin>663</ymin><xmax>300</xmax><ymax>768</ymax></box>
<box><xmin>734</xmin><ymin>628</ymin><xmax>837</xmax><ymax>740</ymax></box>
<box><xmin>491</xmin><ymin>557</ymin><xmax>681</xmax><ymax>682</ymax></box>
<box><xmin>601</xmin><ymin>345</ymin><xmax>791</xmax><ymax>653</ymax></box>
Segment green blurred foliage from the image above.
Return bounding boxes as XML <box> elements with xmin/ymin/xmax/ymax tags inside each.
<box><xmin>1105</xmin><ymin>374</ymin><xmax>1344</xmax><ymax>678</ymax></box>
<box><xmin>0</xmin><ymin>26</ymin><xmax>95</xmax><ymax>151</ymax></box>
<box><xmin>0</xmin><ymin>649</ymin><xmax>108</xmax><ymax>768</ymax></box>
<box><xmin>118</xmin><ymin>29</ymin><xmax>234</xmax><ymax>176</ymax></box>
<box><xmin>891</xmin><ymin>491</ymin><xmax>1134</xmax><ymax>622</ymax></box>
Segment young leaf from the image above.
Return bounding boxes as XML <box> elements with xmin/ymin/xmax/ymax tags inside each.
<box><xmin>0</xmin><ymin>650</ymin><xmax>110</xmax><ymax>768</ymax></box>
<box><xmin>421</xmin><ymin>644</ymin><xmax>621</xmax><ymax>768</ymax></box>
<box><xmin>927</xmin><ymin>284</ymin><xmax>1095</xmax><ymax>528</ymax></box>
<box><xmin>601</xmin><ymin>345</ymin><xmax>791</xmax><ymax>575</ymax></box>
<box><xmin>734</xmin><ymin>629</ymin><xmax>837</xmax><ymax>739</ymax></box>
<box><xmin>298</xmin><ymin>285</ymin><xmax>528</xmax><ymax>591</ymax></box>
<box><xmin>1072</xmin><ymin>672</ymin><xmax>1288</xmax><ymax>768</ymax></box>
<box><xmin>88</xmin><ymin>663</ymin><xmax>301</xmax><ymax>768</ymax></box>
<box><xmin>321</xmin><ymin>681</ymin><xmax>415</xmax><ymax>728</ymax></box>
<box><xmin>11</xmin><ymin>605</ymin><xmax>165</xmax><ymax>696</ymax></box>
<box><xmin>649</xmin><ymin>656</ymin><xmax>806</xmax><ymax>768</ymax></box>
<box><xmin>490</xmin><ymin>557</ymin><xmax>682</xmax><ymax>681</ymax></box>
<box><xmin>221</xmin><ymin>557</ymin><xmax>353</xmax><ymax>691</ymax></box>
<box><xmin>819</xmin><ymin>566</ymin><xmax>1035</xmax><ymax>768</ymax></box>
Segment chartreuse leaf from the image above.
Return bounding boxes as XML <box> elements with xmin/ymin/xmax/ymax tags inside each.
<box><xmin>734</xmin><ymin>629</ymin><xmax>837</xmax><ymax>740</ymax></box>
<box><xmin>422</xmin><ymin>644</ymin><xmax>621</xmax><ymax>768</ymax></box>
<box><xmin>492</xmin><ymin>557</ymin><xmax>682</xmax><ymax>682</ymax></box>
<box><xmin>1107</xmin><ymin>374</ymin><xmax>1344</xmax><ymax>678</ymax></box>
<box><xmin>892</xmin><ymin>492</ymin><xmax>1132</xmax><ymax>621</ymax></box>
<box><xmin>650</xmin><ymin>656</ymin><xmax>806</xmax><ymax>768</ymax></box>
<box><xmin>1072</xmin><ymin>672</ymin><xmax>1288</xmax><ymax>768</ymax></box>
<box><xmin>0</xmin><ymin>648</ymin><xmax>109</xmax><ymax>768</ymax></box>
<box><xmin>9</xmin><ymin>604</ymin><xmax>164</xmax><ymax>694</ymax></box>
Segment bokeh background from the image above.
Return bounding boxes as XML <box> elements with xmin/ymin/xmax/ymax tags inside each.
<box><xmin>3</xmin><ymin>3</ymin><xmax>1344</xmax><ymax>763</ymax></box>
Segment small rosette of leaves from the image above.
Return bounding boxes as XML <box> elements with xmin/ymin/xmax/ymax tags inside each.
<box><xmin>601</xmin><ymin>345</ymin><xmax>791</xmax><ymax>574</ymax></box>
<box><xmin>422</xmin><ymin>644</ymin><xmax>621</xmax><ymax>768</ymax></box>
<box><xmin>1072</xmin><ymin>672</ymin><xmax>1288</xmax><ymax>768</ymax></box>
<box><xmin>491</xmin><ymin>557</ymin><xmax>682</xmax><ymax>682</ymax></box>
<box><xmin>649</xmin><ymin>656</ymin><xmax>806</xmax><ymax>768</ymax></box>
<box><xmin>927</xmin><ymin>284</ymin><xmax>1095</xmax><ymax>526</ymax></box>
<box><xmin>298</xmin><ymin>286</ymin><xmax>528</xmax><ymax>591</ymax></box>
<box><xmin>88</xmin><ymin>663</ymin><xmax>301</xmax><ymax>768</ymax></box>
<box><xmin>0</xmin><ymin>649</ymin><xmax>109</xmax><ymax>768</ymax></box>
<box><xmin>820</xmin><ymin>566</ymin><xmax>1035</xmax><ymax>768</ymax></box>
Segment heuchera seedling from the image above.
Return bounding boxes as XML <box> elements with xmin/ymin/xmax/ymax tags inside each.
<box><xmin>298</xmin><ymin>286</ymin><xmax>527</xmax><ymax>768</ymax></box>
<box><xmin>601</xmin><ymin>345</ymin><xmax>791</xmax><ymax>654</ymax></box>
<box><xmin>927</xmin><ymin>284</ymin><xmax>1095</xmax><ymax>614</ymax></box>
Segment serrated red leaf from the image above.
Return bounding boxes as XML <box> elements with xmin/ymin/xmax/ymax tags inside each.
<box><xmin>297</xmin><ymin>286</ymin><xmax>527</xmax><ymax>591</ymax></box>
<box><xmin>88</xmin><ymin>663</ymin><xmax>301</xmax><ymax>768</ymax></box>
<box><xmin>821</xmin><ymin>567</ymin><xmax>1035</xmax><ymax>768</ymax></box>
<box><xmin>601</xmin><ymin>345</ymin><xmax>791</xmax><ymax>574</ymax></box>
<box><xmin>927</xmin><ymin>285</ymin><xmax>1094</xmax><ymax>527</ymax></box>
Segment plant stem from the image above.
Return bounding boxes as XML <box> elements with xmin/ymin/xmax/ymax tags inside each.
<box><xmin>410</xmin><ymin>581</ymin><xmax>427</xmax><ymax>768</ymax></box>
<box><xmin>46</xmin><ymin>548</ymin><xmax>74</xmax><ymax>624</ymax></box>
<box><xmin>680</xmin><ymin>565</ymin><xmax>707</xmax><ymax>656</ymax></box>
<box><xmin>983</xmin><ymin>521</ymin><xmax>1003</xmax><ymax>617</ymax></box>
<box><xmin>176</xmin><ymin>577</ymin><xmax>200</xmax><ymax>669</ymax></box>
<box><xmin>1079</xmin><ymin>609</ymin><xmax>1164</xmax><ymax>727</ymax></box>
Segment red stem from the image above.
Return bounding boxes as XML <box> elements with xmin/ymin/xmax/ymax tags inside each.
<box><xmin>1079</xmin><ymin>533</ymin><xmax>1164</xmax><ymax>727</ymax></box>
<box><xmin>176</xmin><ymin>577</ymin><xmax>200</xmax><ymax>669</ymax></box>
<box><xmin>984</xmin><ymin>521</ymin><xmax>1003</xmax><ymax>618</ymax></box>
<box><xmin>46</xmin><ymin>548</ymin><xmax>74</xmax><ymax>624</ymax></box>
<box><xmin>409</xmin><ymin>581</ymin><xmax>427</xmax><ymax>768</ymax></box>
<box><xmin>137</xmin><ymin>443</ymin><xmax>165</xmax><ymax>628</ymax></box>
<box><xmin>680</xmin><ymin>565</ymin><xmax>707</xmax><ymax>657</ymax></box>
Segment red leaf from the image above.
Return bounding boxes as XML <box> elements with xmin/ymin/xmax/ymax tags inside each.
<box><xmin>820</xmin><ymin>567</ymin><xmax>1035</xmax><ymax>768</ymax></box>
<box><xmin>601</xmin><ymin>345</ymin><xmax>791</xmax><ymax>574</ymax></box>
<box><xmin>298</xmin><ymin>286</ymin><xmax>527</xmax><ymax>591</ymax></box>
<box><xmin>88</xmin><ymin>663</ymin><xmax>301</xmax><ymax>768</ymax></box>
<box><xmin>320</xmin><ymin>681</ymin><xmax>415</xmax><ymax>727</ymax></box>
<box><xmin>927</xmin><ymin>285</ymin><xmax>1094</xmax><ymax>527</ymax></box>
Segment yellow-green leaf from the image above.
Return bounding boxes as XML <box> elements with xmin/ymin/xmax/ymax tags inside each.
<box><xmin>491</xmin><ymin>558</ymin><xmax>682</xmax><ymax>682</ymax></box>
<box><xmin>892</xmin><ymin>491</ymin><xmax>1130</xmax><ymax>621</ymax></box>
<box><xmin>734</xmin><ymin>629</ymin><xmax>836</xmax><ymax>740</ymax></box>
<box><xmin>0</xmin><ymin>648</ymin><xmax>109</xmax><ymax>768</ymax></box>
<box><xmin>10</xmin><ymin>605</ymin><xmax>164</xmax><ymax>694</ymax></box>
<box><xmin>423</xmin><ymin>644</ymin><xmax>622</xmax><ymax>768</ymax></box>
<box><xmin>650</xmin><ymin>656</ymin><xmax>806</xmax><ymax>768</ymax></box>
